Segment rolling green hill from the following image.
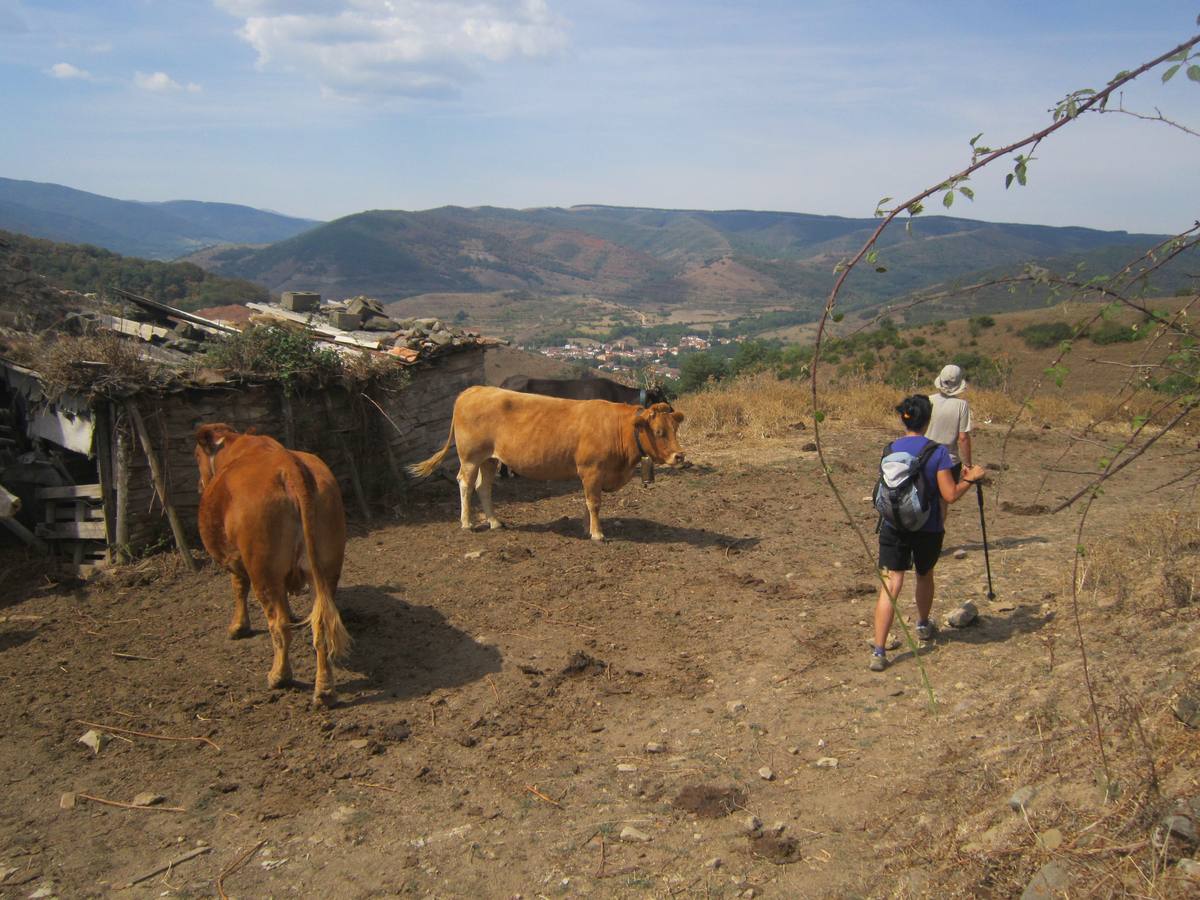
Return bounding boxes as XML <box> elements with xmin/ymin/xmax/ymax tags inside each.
<box><xmin>201</xmin><ymin>204</ymin><xmax>1176</xmax><ymax>320</ymax></box>
<box><xmin>0</xmin><ymin>228</ymin><xmax>269</xmax><ymax>312</ymax></box>
<box><xmin>0</xmin><ymin>177</ymin><xmax>320</xmax><ymax>260</ymax></box>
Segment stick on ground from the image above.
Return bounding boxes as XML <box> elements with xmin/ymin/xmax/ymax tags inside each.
<box><xmin>77</xmin><ymin>793</ymin><xmax>185</xmax><ymax>812</ymax></box>
<box><xmin>75</xmin><ymin>719</ymin><xmax>220</xmax><ymax>751</ymax></box>
<box><xmin>116</xmin><ymin>846</ymin><xmax>211</xmax><ymax>888</ymax></box>
<box><xmin>216</xmin><ymin>840</ymin><xmax>265</xmax><ymax>900</ymax></box>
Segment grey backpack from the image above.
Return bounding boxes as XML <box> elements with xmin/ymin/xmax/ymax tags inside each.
<box><xmin>873</xmin><ymin>440</ymin><xmax>940</xmax><ymax>531</ymax></box>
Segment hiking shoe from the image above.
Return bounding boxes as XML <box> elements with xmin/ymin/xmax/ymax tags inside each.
<box><xmin>868</xmin><ymin>653</ymin><xmax>888</xmax><ymax>672</ymax></box>
<box><xmin>915</xmin><ymin>621</ymin><xmax>937</xmax><ymax>642</ymax></box>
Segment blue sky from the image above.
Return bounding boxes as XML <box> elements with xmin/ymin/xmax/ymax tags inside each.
<box><xmin>1</xmin><ymin>1</ymin><xmax>1197</xmax><ymax>233</ymax></box>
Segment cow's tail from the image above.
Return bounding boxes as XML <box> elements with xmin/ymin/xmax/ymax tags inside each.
<box><xmin>282</xmin><ymin>456</ymin><xmax>351</xmax><ymax>663</ymax></box>
<box><xmin>406</xmin><ymin>419</ymin><xmax>456</xmax><ymax>480</ymax></box>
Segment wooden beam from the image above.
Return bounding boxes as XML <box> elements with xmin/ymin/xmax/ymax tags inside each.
<box><xmin>109</xmin><ymin>288</ymin><xmax>239</xmax><ymax>335</ymax></box>
<box><xmin>34</xmin><ymin>484</ymin><xmax>103</xmax><ymax>500</ymax></box>
<box><xmin>114</xmin><ymin>416</ymin><xmax>130</xmax><ymax>564</ymax></box>
<box><xmin>126</xmin><ymin>402</ymin><xmax>199</xmax><ymax>572</ymax></box>
<box><xmin>36</xmin><ymin>521</ymin><xmax>106</xmax><ymax>540</ymax></box>
<box><xmin>0</xmin><ymin>517</ymin><xmax>49</xmax><ymax>553</ymax></box>
<box><xmin>93</xmin><ymin>402</ymin><xmax>117</xmax><ymax>554</ymax></box>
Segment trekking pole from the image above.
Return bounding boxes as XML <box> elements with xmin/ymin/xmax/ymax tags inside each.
<box><xmin>976</xmin><ymin>482</ymin><xmax>996</xmax><ymax>600</ymax></box>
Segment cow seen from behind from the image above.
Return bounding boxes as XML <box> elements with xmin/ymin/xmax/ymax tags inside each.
<box><xmin>194</xmin><ymin>424</ymin><xmax>350</xmax><ymax>707</ymax></box>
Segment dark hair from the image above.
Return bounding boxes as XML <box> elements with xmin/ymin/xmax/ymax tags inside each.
<box><xmin>895</xmin><ymin>394</ymin><xmax>932</xmax><ymax>432</ymax></box>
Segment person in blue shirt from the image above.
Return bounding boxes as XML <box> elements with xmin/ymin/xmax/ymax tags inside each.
<box><xmin>871</xmin><ymin>394</ymin><xmax>986</xmax><ymax>672</ymax></box>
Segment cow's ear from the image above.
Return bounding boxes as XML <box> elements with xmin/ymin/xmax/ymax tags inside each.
<box><xmin>196</xmin><ymin>424</ymin><xmax>229</xmax><ymax>454</ymax></box>
<box><xmin>671</xmin><ymin>411</ymin><xmax>684</xmax><ymax>426</ymax></box>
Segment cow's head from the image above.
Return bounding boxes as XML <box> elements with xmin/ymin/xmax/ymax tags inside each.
<box><xmin>634</xmin><ymin>403</ymin><xmax>686</xmax><ymax>466</ymax></box>
<box><xmin>194</xmin><ymin>423</ymin><xmax>243</xmax><ymax>491</ymax></box>
<box><xmin>643</xmin><ymin>383</ymin><xmax>673</xmax><ymax>408</ymax></box>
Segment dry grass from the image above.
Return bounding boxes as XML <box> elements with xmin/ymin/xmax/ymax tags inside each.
<box><xmin>1082</xmin><ymin>509</ymin><xmax>1200</xmax><ymax>609</ymax></box>
<box><xmin>675</xmin><ymin>371</ymin><xmax>1196</xmax><ymax>442</ymax></box>
<box><xmin>4</xmin><ymin>331</ymin><xmax>173</xmax><ymax>399</ymax></box>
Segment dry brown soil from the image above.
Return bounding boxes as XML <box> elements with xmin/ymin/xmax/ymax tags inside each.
<box><xmin>1</xmin><ymin>421</ymin><xmax>1198</xmax><ymax>898</ymax></box>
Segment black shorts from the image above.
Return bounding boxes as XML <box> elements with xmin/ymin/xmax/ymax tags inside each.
<box><xmin>879</xmin><ymin>524</ymin><xmax>945</xmax><ymax>575</ymax></box>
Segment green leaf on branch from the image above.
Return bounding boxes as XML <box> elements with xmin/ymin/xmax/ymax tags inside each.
<box><xmin>1005</xmin><ymin>173</ymin><xmax>1014</xmax><ymax>189</ymax></box>
<box><xmin>814</xmin><ymin>411</ymin><xmax>826</xmax><ymax>423</ymax></box>
<box><xmin>1188</xmin><ymin>64</ymin><xmax>1200</xmax><ymax>82</ymax></box>
<box><xmin>832</xmin><ymin>312</ymin><xmax>845</xmax><ymax>323</ymax></box>
<box><xmin>907</xmin><ymin>200</ymin><xmax>924</xmax><ymax>216</ymax></box>
<box><xmin>943</xmin><ymin>191</ymin><xmax>954</xmax><ymax>208</ymax></box>
<box><xmin>969</xmin><ymin>132</ymin><xmax>983</xmax><ymax>147</ymax></box>
<box><xmin>958</xmin><ymin>186</ymin><xmax>974</xmax><ymax>200</ymax></box>
<box><xmin>875</xmin><ymin>266</ymin><xmax>887</xmax><ymax>273</ymax></box>
<box><xmin>1163</xmin><ymin>64</ymin><xmax>1181</xmax><ymax>82</ymax></box>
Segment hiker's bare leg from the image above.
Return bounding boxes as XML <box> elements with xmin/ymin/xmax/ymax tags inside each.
<box><xmin>874</xmin><ymin>570</ymin><xmax>905</xmax><ymax>649</ymax></box>
<box><xmin>915</xmin><ymin>571</ymin><xmax>935</xmax><ymax>624</ymax></box>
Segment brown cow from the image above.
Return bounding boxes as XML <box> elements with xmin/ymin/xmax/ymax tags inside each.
<box><xmin>194</xmin><ymin>424</ymin><xmax>350</xmax><ymax>706</ymax></box>
<box><xmin>407</xmin><ymin>386</ymin><xmax>685</xmax><ymax>540</ymax></box>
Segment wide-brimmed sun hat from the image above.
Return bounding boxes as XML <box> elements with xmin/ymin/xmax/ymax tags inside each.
<box><xmin>934</xmin><ymin>364</ymin><xmax>967</xmax><ymax>396</ymax></box>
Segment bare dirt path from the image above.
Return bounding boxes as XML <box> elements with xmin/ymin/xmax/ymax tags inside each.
<box><xmin>1</xmin><ymin>422</ymin><xmax>1197</xmax><ymax>898</ymax></box>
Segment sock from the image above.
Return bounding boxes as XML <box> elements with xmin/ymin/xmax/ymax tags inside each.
<box><xmin>917</xmin><ymin>619</ymin><xmax>930</xmax><ymax>628</ymax></box>
<box><xmin>872</xmin><ymin>646</ymin><xmax>886</xmax><ymax>657</ymax></box>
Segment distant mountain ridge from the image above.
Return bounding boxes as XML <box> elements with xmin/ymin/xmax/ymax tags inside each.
<box><xmin>202</xmin><ymin>203</ymin><xmax>1172</xmax><ymax>314</ymax></box>
<box><xmin>0</xmin><ymin>177</ymin><xmax>321</xmax><ymax>260</ymax></box>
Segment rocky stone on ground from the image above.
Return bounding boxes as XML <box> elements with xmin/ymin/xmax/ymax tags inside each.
<box><xmin>1172</xmin><ymin>688</ymin><xmax>1200</xmax><ymax>728</ymax></box>
<box><xmin>1009</xmin><ymin>786</ymin><xmax>1037</xmax><ymax>812</ymax></box>
<box><xmin>1020</xmin><ymin>861</ymin><xmax>1070</xmax><ymax>900</ymax></box>
<box><xmin>948</xmin><ymin>601</ymin><xmax>978</xmax><ymax>628</ymax></box>
<box><xmin>619</xmin><ymin>825</ymin><xmax>651</xmax><ymax>843</ymax></box>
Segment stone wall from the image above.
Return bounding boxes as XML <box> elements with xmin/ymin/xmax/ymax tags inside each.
<box><xmin>111</xmin><ymin>347</ymin><xmax>485</xmax><ymax>552</ymax></box>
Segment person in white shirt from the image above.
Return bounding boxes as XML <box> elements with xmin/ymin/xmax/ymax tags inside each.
<box><xmin>926</xmin><ymin>364</ymin><xmax>972</xmax><ymax>489</ymax></box>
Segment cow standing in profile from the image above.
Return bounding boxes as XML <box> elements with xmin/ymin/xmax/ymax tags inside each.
<box><xmin>194</xmin><ymin>424</ymin><xmax>350</xmax><ymax>706</ymax></box>
<box><xmin>407</xmin><ymin>386</ymin><xmax>686</xmax><ymax>541</ymax></box>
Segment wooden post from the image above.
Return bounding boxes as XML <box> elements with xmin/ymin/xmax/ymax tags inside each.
<box><xmin>322</xmin><ymin>392</ymin><xmax>371</xmax><ymax>522</ymax></box>
<box><xmin>114</xmin><ymin>412</ymin><xmax>130</xmax><ymax>563</ymax></box>
<box><xmin>126</xmin><ymin>401</ymin><xmax>198</xmax><ymax>571</ymax></box>
<box><xmin>93</xmin><ymin>401</ymin><xmax>117</xmax><ymax>557</ymax></box>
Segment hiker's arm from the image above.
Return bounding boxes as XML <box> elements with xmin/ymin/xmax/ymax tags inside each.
<box><xmin>958</xmin><ymin>431</ymin><xmax>972</xmax><ymax>468</ymax></box>
<box><xmin>938</xmin><ymin>464</ymin><xmax>986</xmax><ymax>504</ymax></box>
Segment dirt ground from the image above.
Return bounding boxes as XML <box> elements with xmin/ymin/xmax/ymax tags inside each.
<box><xmin>1</xmin><ymin>419</ymin><xmax>1199</xmax><ymax>898</ymax></box>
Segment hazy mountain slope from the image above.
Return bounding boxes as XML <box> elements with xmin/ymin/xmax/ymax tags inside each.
<box><xmin>0</xmin><ymin>177</ymin><xmax>319</xmax><ymax>260</ymax></box>
<box><xmin>199</xmin><ymin>203</ymin><xmax>1172</xmax><ymax>312</ymax></box>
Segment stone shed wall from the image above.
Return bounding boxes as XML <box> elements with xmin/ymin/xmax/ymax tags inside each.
<box><xmin>111</xmin><ymin>347</ymin><xmax>485</xmax><ymax>552</ymax></box>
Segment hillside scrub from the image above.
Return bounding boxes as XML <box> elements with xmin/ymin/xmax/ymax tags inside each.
<box><xmin>1018</xmin><ymin>320</ymin><xmax>1075</xmax><ymax>349</ymax></box>
<box><xmin>1</xmin><ymin>228</ymin><xmax>269</xmax><ymax>312</ymax></box>
<box><xmin>675</xmin><ymin>368</ymin><xmax>1189</xmax><ymax>441</ymax></box>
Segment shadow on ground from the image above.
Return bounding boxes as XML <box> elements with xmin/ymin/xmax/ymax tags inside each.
<box><xmin>333</xmin><ymin>584</ymin><xmax>502</xmax><ymax>706</ymax></box>
<box><xmin>515</xmin><ymin>515</ymin><xmax>760</xmax><ymax>549</ymax></box>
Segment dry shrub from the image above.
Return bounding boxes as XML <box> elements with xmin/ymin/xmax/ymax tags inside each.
<box><xmin>1083</xmin><ymin>508</ymin><xmax>1200</xmax><ymax>607</ymax></box>
<box><xmin>676</xmin><ymin>371</ymin><xmax>1185</xmax><ymax>441</ymax></box>
<box><xmin>4</xmin><ymin>330</ymin><xmax>170</xmax><ymax>398</ymax></box>
<box><xmin>675</xmin><ymin>371</ymin><xmax>808</xmax><ymax>439</ymax></box>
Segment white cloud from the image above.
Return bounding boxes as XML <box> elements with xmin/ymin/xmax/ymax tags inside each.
<box><xmin>48</xmin><ymin>61</ymin><xmax>91</xmax><ymax>80</ymax></box>
<box><xmin>134</xmin><ymin>71</ymin><xmax>202</xmax><ymax>93</ymax></box>
<box><xmin>215</xmin><ymin>0</ymin><xmax>568</xmax><ymax>98</ymax></box>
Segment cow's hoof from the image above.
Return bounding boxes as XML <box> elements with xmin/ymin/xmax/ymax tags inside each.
<box><xmin>228</xmin><ymin>624</ymin><xmax>252</xmax><ymax>640</ymax></box>
<box><xmin>488</xmin><ymin>520</ymin><xmax>505</xmax><ymax>531</ymax></box>
<box><xmin>311</xmin><ymin>690</ymin><xmax>339</xmax><ymax>709</ymax></box>
<box><xmin>590</xmin><ymin>533</ymin><xmax>606</xmax><ymax>542</ymax></box>
<box><xmin>267</xmin><ymin>671</ymin><xmax>293</xmax><ymax>690</ymax></box>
